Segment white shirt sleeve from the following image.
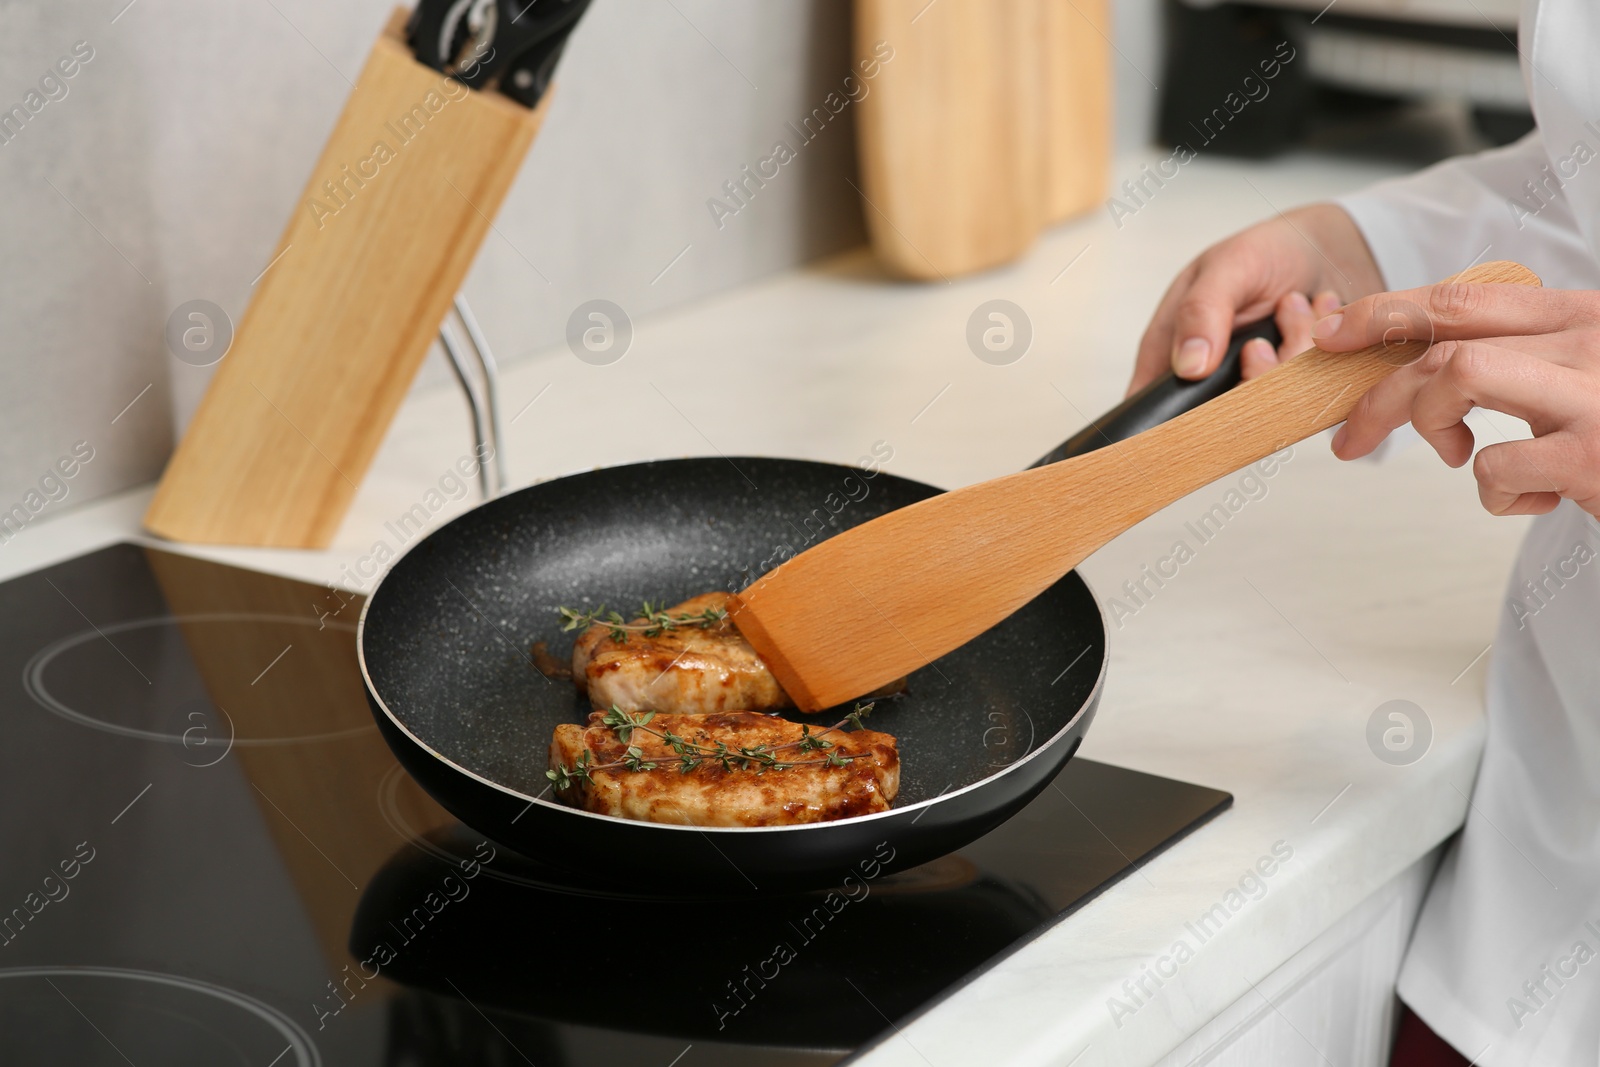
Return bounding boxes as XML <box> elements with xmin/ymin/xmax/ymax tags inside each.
<box><xmin>1335</xmin><ymin>131</ymin><xmax>1600</xmax><ymax>291</ymax></box>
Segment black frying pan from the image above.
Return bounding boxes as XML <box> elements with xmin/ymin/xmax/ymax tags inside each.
<box><xmin>359</xmin><ymin>322</ymin><xmax>1275</xmax><ymax>894</ymax></box>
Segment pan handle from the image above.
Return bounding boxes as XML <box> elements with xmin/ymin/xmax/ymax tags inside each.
<box><xmin>1029</xmin><ymin>316</ymin><xmax>1283</xmax><ymax>468</ymax></box>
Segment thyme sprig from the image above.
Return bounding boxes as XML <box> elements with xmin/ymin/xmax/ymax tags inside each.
<box><xmin>547</xmin><ymin>702</ymin><xmax>876</xmax><ymax>790</ymax></box>
<box><xmin>557</xmin><ymin>599</ymin><xmax>728</xmax><ymax>642</ymax></box>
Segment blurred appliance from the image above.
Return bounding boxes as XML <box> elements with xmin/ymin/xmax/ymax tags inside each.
<box><xmin>1159</xmin><ymin>0</ymin><xmax>1532</xmax><ymax>157</ymax></box>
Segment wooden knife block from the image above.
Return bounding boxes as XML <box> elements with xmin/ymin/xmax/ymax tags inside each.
<box><xmin>145</xmin><ymin>9</ymin><xmax>549</xmax><ymax>548</ymax></box>
<box><xmin>854</xmin><ymin>0</ymin><xmax>1110</xmax><ymax>280</ymax></box>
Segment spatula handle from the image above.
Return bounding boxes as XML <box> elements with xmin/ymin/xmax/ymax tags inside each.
<box><xmin>1101</xmin><ymin>260</ymin><xmax>1542</xmax><ymax>524</ymax></box>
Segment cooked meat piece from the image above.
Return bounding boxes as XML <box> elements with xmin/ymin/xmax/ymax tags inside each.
<box><xmin>548</xmin><ymin>710</ymin><xmax>899</xmax><ymax>826</ymax></box>
<box><xmin>571</xmin><ymin>591</ymin><xmax>904</xmax><ymax>715</ymax></box>
<box><xmin>572</xmin><ymin>592</ymin><xmax>794</xmax><ymax>715</ymax></box>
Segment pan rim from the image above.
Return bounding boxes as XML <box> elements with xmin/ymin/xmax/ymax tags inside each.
<box><xmin>357</xmin><ymin>455</ymin><xmax>1110</xmax><ymax>836</ymax></box>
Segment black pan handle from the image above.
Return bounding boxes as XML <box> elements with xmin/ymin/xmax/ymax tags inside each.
<box><xmin>1029</xmin><ymin>316</ymin><xmax>1283</xmax><ymax>468</ymax></box>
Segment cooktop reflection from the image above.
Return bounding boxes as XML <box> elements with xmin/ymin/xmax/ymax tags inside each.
<box><xmin>0</xmin><ymin>544</ymin><xmax>1230</xmax><ymax>1066</ymax></box>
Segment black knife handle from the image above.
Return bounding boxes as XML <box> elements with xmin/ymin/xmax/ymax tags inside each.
<box><xmin>496</xmin><ymin>28</ymin><xmax>570</xmax><ymax>107</ymax></box>
<box><xmin>408</xmin><ymin>0</ymin><xmax>591</xmax><ymax>107</ymax></box>
<box><xmin>1029</xmin><ymin>316</ymin><xmax>1283</xmax><ymax>469</ymax></box>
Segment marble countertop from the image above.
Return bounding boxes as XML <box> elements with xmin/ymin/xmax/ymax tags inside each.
<box><xmin>2</xmin><ymin>147</ymin><xmax>1530</xmax><ymax>1066</ymax></box>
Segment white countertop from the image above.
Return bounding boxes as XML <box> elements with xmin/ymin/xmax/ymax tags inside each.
<box><xmin>4</xmin><ymin>148</ymin><xmax>1531</xmax><ymax>1065</ymax></box>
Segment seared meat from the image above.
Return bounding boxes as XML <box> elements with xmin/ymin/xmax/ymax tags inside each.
<box><xmin>571</xmin><ymin>591</ymin><xmax>904</xmax><ymax>715</ymax></box>
<box><xmin>572</xmin><ymin>592</ymin><xmax>793</xmax><ymax>715</ymax></box>
<box><xmin>548</xmin><ymin>710</ymin><xmax>899</xmax><ymax>826</ymax></box>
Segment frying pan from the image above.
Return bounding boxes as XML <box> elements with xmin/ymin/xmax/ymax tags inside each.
<box><xmin>359</xmin><ymin>321</ymin><xmax>1276</xmax><ymax>893</ymax></box>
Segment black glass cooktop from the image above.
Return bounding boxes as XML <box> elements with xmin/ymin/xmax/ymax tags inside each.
<box><xmin>0</xmin><ymin>544</ymin><xmax>1230</xmax><ymax>1066</ymax></box>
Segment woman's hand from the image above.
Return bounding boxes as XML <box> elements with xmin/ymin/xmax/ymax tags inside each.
<box><xmin>1321</xmin><ymin>282</ymin><xmax>1600</xmax><ymax>518</ymax></box>
<box><xmin>1129</xmin><ymin>204</ymin><xmax>1385</xmax><ymax>394</ymax></box>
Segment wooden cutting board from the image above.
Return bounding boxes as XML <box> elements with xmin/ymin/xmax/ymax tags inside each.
<box><xmin>854</xmin><ymin>0</ymin><xmax>1110</xmax><ymax>280</ymax></box>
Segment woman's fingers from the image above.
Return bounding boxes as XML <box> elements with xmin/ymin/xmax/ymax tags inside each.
<box><xmin>1312</xmin><ymin>281</ymin><xmax>1594</xmax><ymax>351</ymax></box>
<box><xmin>1332</xmin><ymin>336</ymin><xmax>1600</xmax><ymax>519</ymax></box>
<box><xmin>1311</xmin><ymin>279</ymin><xmax>1600</xmax><ymax>520</ymax></box>
<box><xmin>1311</xmin><ymin>291</ymin><xmax>1343</xmax><ymax>348</ymax></box>
<box><xmin>1127</xmin><ymin>205</ymin><xmax>1377</xmax><ymax>394</ymax></box>
<box><xmin>1333</xmin><ymin>336</ymin><xmax>1593</xmax><ymax>460</ymax></box>
<box><xmin>1473</xmin><ymin>433</ymin><xmax>1588</xmax><ymax>516</ymax></box>
<box><xmin>1273</xmin><ymin>291</ymin><xmax>1314</xmax><ymax>363</ymax></box>
<box><xmin>1330</xmin><ymin>351</ymin><xmax>1439</xmax><ymax>459</ymax></box>
<box><xmin>1240</xmin><ymin>337</ymin><xmax>1279</xmax><ymax>379</ymax></box>
<box><xmin>1167</xmin><ymin>256</ymin><xmax>1275</xmax><ymax>380</ymax></box>
<box><xmin>1130</xmin><ymin>262</ymin><xmax>1198</xmax><ymax>395</ymax></box>
<box><xmin>1129</xmin><ymin>256</ymin><xmax>1281</xmax><ymax>392</ymax></box>
<box><xmin>1409</xmin><ymin>342</ymin><xmax>1588</xmax><ymax>466</ymax></box>
<box><xmin>1284</xmin><ymin>291</ymin><xmax>1340</xmax><ymax>359</ymax></box>
<box><xmin>1241</xmin><ymin>290</ymin><xmax>1322</xmax><ymax>379</ymax></box>
<box><xmin>1286</xmin><ymin>290</ymin><xmax>1342</xmax><ymax>360</ymax></box>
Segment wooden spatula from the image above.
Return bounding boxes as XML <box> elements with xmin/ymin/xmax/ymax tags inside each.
<box><xmin>731</xmin><ymin>261</ymin><xmax>1541</xmax><ymax>711</ymax></box>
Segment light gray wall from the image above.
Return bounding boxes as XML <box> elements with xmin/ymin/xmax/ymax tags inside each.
<box><xmin>0</xmin><ymin>0</ymin><xmax>864</xmax><ymax>511</ymax></box>
<box><xmin>0</xmin><ymin>0</ymin><xmax>1163</xmax><ymax>517</ymax></box>
<box><xmin>1113</xmin><ymin>0</ymin><xmax>1165</xmax><ymax>153</ymax></box>
<box><xmin>0</xmin><ymin>4</ymin><xmax>169</xmax><ymax>516</ymax></box>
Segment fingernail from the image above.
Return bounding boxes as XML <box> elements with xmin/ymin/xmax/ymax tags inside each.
<box><xmin>1288</xmin><ymin>291</ymin><xmax>1311</xmax><ymax>313</ymax></box>
<box><xmin>1311</xmin><ymin>313</ymin><xmax>1343</xmax><ymax>340</ymax></box>
<box><xmin>1331</xmin><ymin>425</ymin><xmax>1347</xmax><ymax>453</ymax></box>
<box><xmin>1173</xmin><ymin>337</ymin><xmax>1210</xmax><ymax>377</ymax></box>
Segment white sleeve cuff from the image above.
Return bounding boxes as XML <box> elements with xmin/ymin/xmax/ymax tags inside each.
<box><xmin>1335</xmin><ymin>131</ymin><xmax>1600</xmax><ymax>291</ymax></box>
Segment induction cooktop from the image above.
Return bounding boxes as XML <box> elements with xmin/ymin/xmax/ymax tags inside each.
<box><xmin>0</xmin><ymin>543</ymin><xmax>1230</xmax><ymax>1066</ymax></box>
